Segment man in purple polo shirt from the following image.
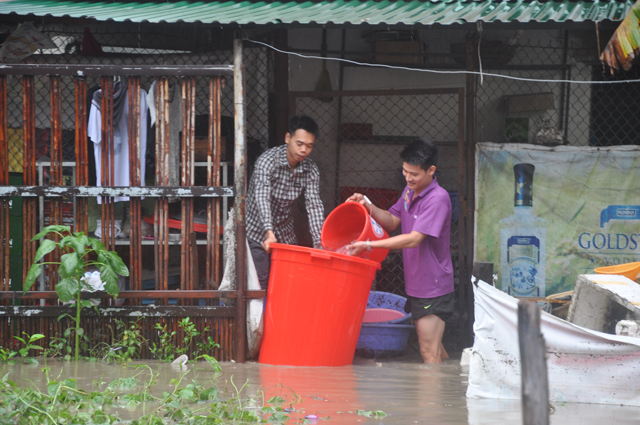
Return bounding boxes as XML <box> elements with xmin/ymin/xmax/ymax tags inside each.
<box><xmin>346</xmin><ymin>139</ymin><xmax>454</xmax><ymax>363</ymax></box>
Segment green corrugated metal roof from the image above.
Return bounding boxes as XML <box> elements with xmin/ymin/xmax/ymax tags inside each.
<box><xmin>0</xmin><ymin>0</ymin><xmax>633</xmax><ymax>25</ymax></box>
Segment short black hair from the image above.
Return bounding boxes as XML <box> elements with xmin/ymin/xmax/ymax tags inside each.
<box><xmin>400</xmin><ymin>138</ymin><xmax>438</xmax><ymax>171</ymax></box>
<box><xmin>288</xmin><ymin>115</ymin><xmax>319</xmax><ymax>139</ymax></box>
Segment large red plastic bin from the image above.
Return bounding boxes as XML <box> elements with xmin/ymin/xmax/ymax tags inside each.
<box><xmin>259</xmin><ymin>243</ymin><xmax>381</xmax><ymax>366</ymax></box>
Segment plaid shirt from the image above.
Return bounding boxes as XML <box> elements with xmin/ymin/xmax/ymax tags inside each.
<box><xmin>246</xmin><ymin>144</ymin><xmax>325</xmax><ymax>247</ymax></box>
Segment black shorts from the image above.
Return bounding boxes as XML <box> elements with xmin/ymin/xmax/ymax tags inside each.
<box><xmin>404</xmin><ymin>292</ymin><xmax>455</xmax><ymax>322</ymax></box>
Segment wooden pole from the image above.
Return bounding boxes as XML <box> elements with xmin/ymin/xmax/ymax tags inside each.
<box><xmin>234</xmin><ymin>37</ymin><xmax>247</xmax><ymax>363</ymax></box>
<box><xmin>518</xmin><ymin>300</ymin><xmax>549</xmax><ymax>425</ymax></box>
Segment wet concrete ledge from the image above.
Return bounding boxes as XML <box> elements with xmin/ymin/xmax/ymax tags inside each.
<box><xmin>567</xmin><ymin>273</ymin><xmax>640</xmax><ymax>334</ymax></box>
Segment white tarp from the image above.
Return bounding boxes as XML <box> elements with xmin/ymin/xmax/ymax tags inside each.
<box><xmin>218</xmin><ymin>208</ymin><xmax>264</xmax><ymax>359</ymax></box>
<box><xmin>467</xmin><ymin>280</ymin><xmax>640</xmax><ymax>406</ymax></box>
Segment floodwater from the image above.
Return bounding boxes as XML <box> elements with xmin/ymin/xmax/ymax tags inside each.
<box><xmin>3</xmin><ymin>354</ymin><xmax>640</xmax><ymax>424</ymax></box>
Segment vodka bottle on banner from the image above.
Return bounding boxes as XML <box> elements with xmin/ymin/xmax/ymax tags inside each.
<box><xmin>500</xmin><ymin>163</ymin><xmax>547</xmax><ymax>297</ymax></box>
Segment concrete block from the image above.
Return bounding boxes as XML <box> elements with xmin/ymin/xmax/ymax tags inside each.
<box><xmin>616</xmin><ymin>320</ymin><xmax>640</xmax><ymax>337</ymax></box>
<box><xmin>567</xmin><ymin>274</ymin><xmax>640</xmax><ymax>334</ymax></box>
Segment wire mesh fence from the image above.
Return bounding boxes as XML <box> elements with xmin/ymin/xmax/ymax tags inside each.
<box><xmin>5</xmin><ymin>24</ymin><xmax>272</xmax><ymax>163</ymax></box>
<box><xmin>4</xmin><ymin>20</ymin><xmax>640</xmax><ymax>354</ymax></box>
<box><xmin>292</xmin><ymin>90</ymin><xmax>462</xmax><ymax>297</ymax></box>
<box><xmin>2</xmin><ymin>23</ymin><xmax>272</xmax><ymax>293</ymax></box>
<box><xmin>474</xmin><ymin>30</ymin><xmax>640</xmax><ymax>148</ymax></box>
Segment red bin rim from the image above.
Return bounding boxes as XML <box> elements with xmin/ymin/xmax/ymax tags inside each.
<box><xmin>270</xmin><ymin>243</ymin><xmax>381</xmax><ymax>270</ymax></box>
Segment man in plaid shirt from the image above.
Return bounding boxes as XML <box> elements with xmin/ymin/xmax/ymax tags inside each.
<box><xmin>246</xmin><ymin>115</ymin><xmax>325</xmax><ymax>289</ymax></box>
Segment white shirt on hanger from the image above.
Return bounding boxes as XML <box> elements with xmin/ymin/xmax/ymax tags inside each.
<box><xmin>88</xmin><ymin>89</ymin><xmax>148</xmax><ymax>203</ymax></box>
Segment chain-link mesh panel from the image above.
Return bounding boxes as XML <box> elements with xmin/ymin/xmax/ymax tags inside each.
<box><xmin>293</xmin><ymin>91</ymin><xmax>462</xmax><ymax>296</ymax></box>
<box><xmin>2</xmin><ymin>22</ymin><xmax>272</xmax><ymax>291</ymax></box>
<box><xmin>5</xmin><ymin>23</ymin><xmax>271</xmax><ymax>175</ymax></box>
<box><xmin>475</xmin><ymin>30</ymin><xmax>640</xmax><ymax>147</ymax></box>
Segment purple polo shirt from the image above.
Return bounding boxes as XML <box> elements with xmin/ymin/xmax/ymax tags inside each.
<box><xmin>389</xmin><ymin>177</ymin><xmax>454</xmax><ymax>298</ymax></box>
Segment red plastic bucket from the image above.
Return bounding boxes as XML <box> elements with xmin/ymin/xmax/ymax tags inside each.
<box><xmin>259</xmin><ymin>243</ymin><xmax>381</xmax><ymax>366</ymax></box>
<box><xmin>321</xmin><ymin>202</ymin><xmax>389</xmax><ymax>263</ymax></box>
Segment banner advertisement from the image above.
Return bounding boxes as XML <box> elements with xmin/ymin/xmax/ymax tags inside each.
<box><xmin>475</xmin><ymin>143</ymin><xmax>640</xmax><ymax>296</ymax></box>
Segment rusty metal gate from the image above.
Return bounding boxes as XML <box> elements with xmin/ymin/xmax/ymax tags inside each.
<box><xmin>289</xmin><ymin>88</ymin><xmax>474</xmax><ymax>350</ymax></box>
<box><xmin>0</xmin><ymin>40</ymin><xmax>256</xmax><ymax>361</ymax></box>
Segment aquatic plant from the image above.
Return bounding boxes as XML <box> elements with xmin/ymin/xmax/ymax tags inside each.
<box><xmin>177</xmin><ymin>317</ymin><xmax>220</xmax><ymax>359</ymax></box>
<box><xmin>0</xmin><ymin>346</ymin><xmax>17</xmax><ymax>364</ymax></box>
<box><xmin>94</xmin><ymin>318</ymin><xmax>148</xmax><ymax>364</ymax></box>
<box><xmin>149</xmin><ymin>322</ymin><xmax>177</xmax><ymax>362</ymax></box>
<box><xmin>44</xmin><ymin>336</ymin><xmax>73</xmax><ymax>360</ymax></box>
<box><xmin>357</xmin><ymin>409</ymin><xmax>387</xmax><ymax>419</ymax></box>
<box><xmin>150</xmin><ymin>318</ymin><xmax>220</xmax><ymax>362</ymax></box>
<box><xmin>0</xmin><ymin>358</ymin><xmax>291</xmax><ymax>424</ymax></box>
<box><xmin>113</xmin><ymin>319</ymin><xmax>148</xmax><ymax>363</ymax></box>
<box><xmin>24</xmin><ymin>225</ymin><xmax>129</xmax><ymax>361</ymax></box>
<box><xmin>13</xmin><ymin>332</ymin><xmax>44</xmax><ymax>363</ymax></box>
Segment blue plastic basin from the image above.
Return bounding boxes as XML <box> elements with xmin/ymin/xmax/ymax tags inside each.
<box><xmin>356</xmin><ymin>291</ymin><xmax>413</xmax><ymax>358</ymax></box>
<box><xmin>364</xmin><ymin>291</ymin><xmax>411</xmax><ymax>324</ymax></box>
<box><xmin>356</xmin><ymin>323</ymin><xmax>414</xmax><ymax>358</ymax></box>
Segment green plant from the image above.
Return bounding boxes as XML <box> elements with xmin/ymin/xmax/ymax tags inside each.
<box><xmin>43</xmin><ymin>336</ymin><xmax>73</xmax><ymax>360</ymax></box>
<box><xmin>176</xmin><ymin>317</ymin><xmax>199</xmax><ymax>356</ymax></box>
<box><xmin>197</xmin><ymin>354</ymin><xmax>222</xmax><ymax>372</ymax></box>
<box><xmin>0</xmin><ymin>357</ymin><xmax>298</xmax><ymax>424</ymax></box>
<box><xmin>196</xmin><ymin>335</ymin><xmax>220</xmax><ymax>357</ymax></box>
<box><xmin>178</xmin><ymin>317</ymin><xmax>220</xmax><ymax>359</ymax></box>
<box><xmin>105</xmin><ymin>319</ymin><xmax>148</xmax><ymax>364</ymax></box>
<box><xmin>357</xmin><ymin>409</ymin><xmax>387</xmax><ymax>418</ymax></box>
<box><xmin>0</xmin><ymin>346</ymin><xmax>17</xmax><ymax>364</ymax></box>
<box><xmin>150</xmin><ymin>318</ymin><xmax>219</xmax><ymax>362</ymax></box>
<box><xmin>149</xmin><ymin>322</ymin><xmax>177</xmax><ymax>361</ymax></box>
<box><xmin>24</xmin><ymin>225</ymin><xmax>129</xmax><ymax>361</ymax></box>
<box><xmin>13</xmin><ymin>332</ymin><xmax>44</xmax><ymax>362</ymax></box>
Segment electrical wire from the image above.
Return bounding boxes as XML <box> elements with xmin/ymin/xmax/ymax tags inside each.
<box><xmin>245</xmin><ymin>37</ymin><xmax>640</xmax><ymax>85</ymax></box>
<box><xmin>477</xmin><ymin>21</ymin><xmax>484</xmax><ymax>86</ymax></box>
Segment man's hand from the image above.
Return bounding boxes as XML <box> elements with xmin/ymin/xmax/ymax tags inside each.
<box><xmin>263</xmin><ymin>230</ymin><xmax>277</xmax><ymax>253</ymax></box>
<box><xmin>346</xmin><ymin>193</ymin><xmax>372</xmax><ymax>209</ymax></box>
<box><xmin>346</xmin><ymin>241</ymin><xmax>368</xmax><ymax>257</ymax></box>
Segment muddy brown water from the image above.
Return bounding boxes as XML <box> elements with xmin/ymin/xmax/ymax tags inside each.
<box><xmin>2</xmin><ymin>354</ymin><xmax>640</xmax><ymax>424</ymax></box>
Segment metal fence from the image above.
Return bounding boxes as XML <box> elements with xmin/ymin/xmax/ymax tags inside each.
<box><xmin>291</xmin><ymin>89</ymin><xmax>463</xmax><ymax>297</ymax></box>
<box><xmin>2</xmin><ymin>23</ymin><xmax>271</xmax><ymax>293</ymax></box>
<box><xmin>474</xmin><ymin>30</ymin><xmax>640</xmax><ymax>148</ymax></box>
<box><xmin>3</xmin><ymin>21</ymin><xmax>640</xmax><ymax>356</ymax></box>
<box><xmin>0</xmin><ymin>23</ymin><xmax>255</xmax><ymax>359</ymax></box>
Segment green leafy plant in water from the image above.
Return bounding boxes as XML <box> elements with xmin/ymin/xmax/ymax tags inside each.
<box><xmin>150</xmin><ymin>318</ymin><xmax>220</xmax><ymax>362</ymax></box>
<box><xmin>197</xmin><ymin>354</ymin><xmax>222</xmax><ymax>372</ymax></box>
<box><xmin>108</xmin><ymin>319</ymin><xmax>148</xmax><ymax>364</ymax></box>
<box><xmin>262</xmin><ymin>398</ymin><xmax>291</xmax><ymax>424</ymax></box>
<box><xmin>179</xmin><ymin>317</ymin><xmax>220</xmax><ymax>359</ymax></box>
<box><xmin>23</xmin><ymin>224</ymin><xmax>129</xmax><ymax>361</ymax></box>
<box><xmin>196</xmin><ymin>334</ymin><xmax>220</xmax><ymax>358</ymax></box>
<box><xmin>0</xmin><ymin>357</ymin><xmax>293</xmax><ymax>424</ymax></box>
<box><xmin>176</xmin><ymin>317</ymin><xmax>199</xmax><ymax>357</ymax></box>
<box><xmin>13</xmin><ymin>332</ymin><xmax>44</xmax><ymax>363</ymax></box>
<box><xmin>357</xmin><ymin>409</ymin><xmax>387</xmax><ymax>418</ymax></box>
<box><xmin>149</xmin><ymin>322</ymin><xmax>177</xmax><ymax>362</ymax></box>
<box><xmin>4</xmin><ymin>365</ymin><xmax>127</xmax><ymax>424</ymax></box>
<box><xmin>44</xmin><ymin>335</ymin><xmax>73</xmax><ymax>360</ymax></box>
<box><xmin>0</xmin><ymin>346</ymin><xmax>17</xmax><ymax>364</ymax></box>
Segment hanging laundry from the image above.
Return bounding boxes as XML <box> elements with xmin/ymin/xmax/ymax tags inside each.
<box><xmin>88</xmin><ymin>81</ymin><xmax>148</xmax><ymax>203</ymax></box>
